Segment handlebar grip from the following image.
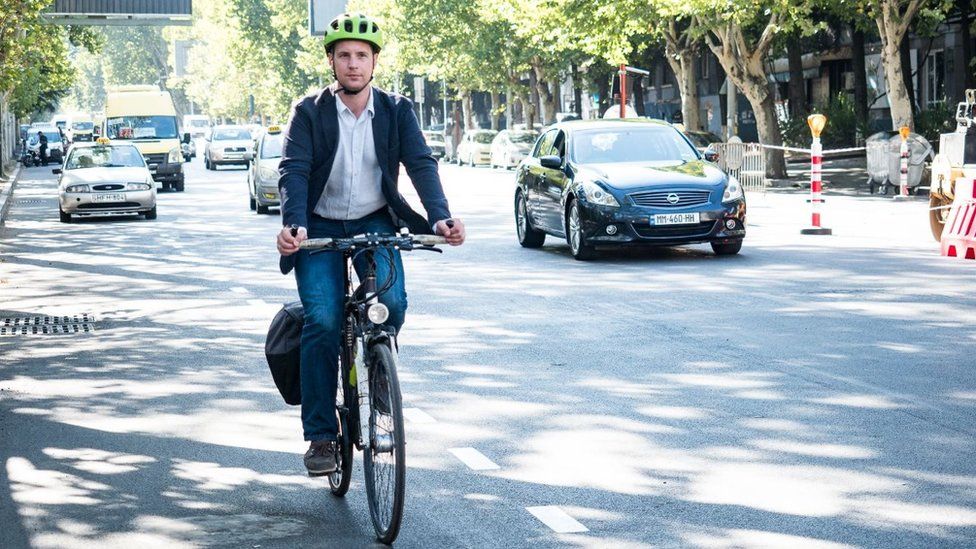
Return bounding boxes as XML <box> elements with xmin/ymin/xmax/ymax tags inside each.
<box><xmin>300</xmin><ymin>237</ymin><xmax>335</xmax><ymax>249</ymax></box>
<box><xmin>412</xmin><ymin>235</ymin><xmax>449</xmax><ymax>246</ymax></box>
<box><xmin>445</xmin><ymin>219</ymin><xmax>455</xmax><ymax>229</ymax></box>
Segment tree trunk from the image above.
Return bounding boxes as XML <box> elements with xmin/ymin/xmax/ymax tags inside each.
<box><xmin>787</xmin><ymin>33</ymin><xmax>806</xmax><ymax>118</ymax></box>
<box><xmin>572</xmin><ymin>63</ymin><xmax>583</xmax><ymax>118</ymax></box>
<box><xmin>490</xmin><ymin>91</ymin><xmax>500</xmax><ymax>130</ymax></box>
<box><xmin>597</xmin><ymin>73</ymin><xmax>610</xmax><ymax>115</ymax></box>
<box><xmin>462</xmin><ymin>91</ymin><xmax>475</xmax><ymax>130</ymax></box>
<box><xmin>665</xmin><ymin>49</ymin><xmax>702</xmax><ymax>131</ymax></box>
<box><xmin>739</xmin><ymin>76</ymin><xmax>788</xmax><ymax>179</ymax></box>
<box><xmin>899</xmin><ymin>33</ymin><xmax>918</xmax><ymax>117</ymax></box>
<box><xmin>533</xmin><ymin>66</ymin><xmax>557</xmax><ymax>125</ymax></box>
<box><xmin>505</xmin><ymin>88</ymin><xmax>513</xmax><ymax>128</ymax></box>
<box><xmin>881</xmin><ymin>32</ymin><xmax>914</xmax><ymax>129</ymax></box>
<box><xmin>962</xmin><ymin>0</ymin><xmax>974</xmax><ymax>90</ymax></box>
<box><xmin>852</xmin><ymin>26</ymin><xmax>869</xmax><ymax>134</ymax></box>
<box><xmin>549</xmin><ymin>78</ymin><xmax>561</xmax><ymax>120</ymax></box>
<box><xmin>528</xmin><ymin>69</ymin><xmax>540</xmax><ymax>128</ymax></box>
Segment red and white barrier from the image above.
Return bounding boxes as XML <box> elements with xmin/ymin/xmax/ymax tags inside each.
<box><xmin>941</xmin><ymin>174</ymin><xmax>976</xmax><ymax>260</ymax></box>
<box><xmin>801</xmin><ymin>135</ymin><xmax>832</xmax><ymax>235</ymax></box>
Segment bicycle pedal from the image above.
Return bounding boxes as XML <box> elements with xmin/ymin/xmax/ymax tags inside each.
<box><xmin>307</xmin><ymin>468</ymin><xmax>336</xmax><ymax>478</ymax></box>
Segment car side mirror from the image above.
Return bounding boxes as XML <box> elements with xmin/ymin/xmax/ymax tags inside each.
<box><xmin>243</xmin><ymin>151</ymin><xmax>253</xmax><ymax>161</ymax></box>
<box><xmin>703</xmin><ymin>147</ymin><xmax>719</xmax><ymax>163</ymax></box>
<box><xmin>182</xmin><ymin>133</ymin><xmax>191</xmax><ymax>144</ymax></box>
<box><xmin>52</xmin><ymin>168</ymin><xmax>62</xmax><ymax>174</ymax></box>
<box><xmin>540</xmin><ymin>155</ymin><xmax>562</xmax><ymax>169</ymax></box>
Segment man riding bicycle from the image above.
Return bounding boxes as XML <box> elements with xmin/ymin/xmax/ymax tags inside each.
<box><xmin>276</xmin><ymin>13</ymin><xmax>465</xmax><ymax>476</ymax></box>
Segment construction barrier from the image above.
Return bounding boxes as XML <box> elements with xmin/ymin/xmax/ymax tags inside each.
<box><xmin>715</xmin><ymin>137</ymin><xmax>767</xmax><ymax>193</ymax></box>
<box><xmin>940</xmin><ymin>172</ymin><xmax>976</xmax><ymax>260</ymax></box>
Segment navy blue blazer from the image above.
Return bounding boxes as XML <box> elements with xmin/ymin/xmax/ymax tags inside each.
<box><xmin>277</xmin><ymin>85</ymin><xmax>452</xmax><ymax>273</ymax></box>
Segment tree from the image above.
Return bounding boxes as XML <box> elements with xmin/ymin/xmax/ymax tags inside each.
<box><xmin>689</xmin><ymin>0</ymin><xmax>810</xmax><ymax>179</ymax></box>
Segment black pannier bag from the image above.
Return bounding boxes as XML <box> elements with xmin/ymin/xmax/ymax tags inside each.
<box><xmin>265</xmin><ymin>301</ymin><xmax>304</xmax><ymax>405</ymax></box>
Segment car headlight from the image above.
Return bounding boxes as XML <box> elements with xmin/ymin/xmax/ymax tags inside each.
<box><xmin>580</xmin><ymin>180</ymin><xmax>620</xmax><ymax>207</ymax></box>
<box><xmin>722</xmin><ymin>175</ymin><xmax>744</xmax><ymax>202</ymax></box>
<box><xmin>259</xmin><ymin>167</ymin><xmax>280</xmax><ymax>181</ymax></box>
<box><xmin>168</xmin><ymin>147</ymin><xmax>183</xmax><ymax>163</ymax></box>
<box><xmin>126</xmin><ymin>182</ymin><xmax>151</xmax><ymax>191</ymax></box>
<box><xmin>65</xmin><ymin>184</ymin><xmax>89</xmax><ymax>193</ymax></box>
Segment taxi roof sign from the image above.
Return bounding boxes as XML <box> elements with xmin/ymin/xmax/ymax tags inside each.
<box><xmin>96</xmin><ymin>137</ymin><xmax>111</xmax><ymax>144</ymax></box>
<box><xmin>267</xmin><ymin>125</ymin><xmax>282</xmax><ymax>134</ymax></box>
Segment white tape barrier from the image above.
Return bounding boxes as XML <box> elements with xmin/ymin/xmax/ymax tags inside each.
<box><xmin>760</xmin><ymin>144</ymin><xmax>867</xmax><ymax>155</ymax></box>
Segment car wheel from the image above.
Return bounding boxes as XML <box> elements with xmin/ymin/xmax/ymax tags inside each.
<box><xmin>515</xmin><ymin>192</ymin><xmax>545</xmax><ymax>248</ymax></box>
<box><xmin>144</xmin><ymin>206</ymin><xmax>157</xmax><ymax>220</ymax></box>
<box><xmin>249</xmin><ymin>194</ymin><xmax>256</xmax><ymax>211</ymax></box>
<box><xmin>175</xmin><ymin>179</ymin><xmax>185</xmax><ymax>192</ymax></box>
<box><xmin>711</xmin><ymin>240</ymin><xmax>742</xmax><ymax>256</ymax></box>
<box><xmin>59</xmin><ymin>207</ymin><xmax>71</xmax><ymax>223</ymax></box>
<box><xmin>257</xmin><ymin>203</ymin><xmax>270</xmax><ymax>215</ymax></box>
<box><xmin>566</xmin><ymin>200</ymin><xmax>596</xmax><ymax>260</ymax></box>
<box><xmin>204</xmin><ymin>156</ymin><xmax>211</xmax><ymax>170</ymax></box>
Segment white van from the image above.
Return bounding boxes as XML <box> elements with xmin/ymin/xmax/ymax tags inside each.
<box><xmin>183</xmin><ymin>115</ymin><xmax>211</xmax><ymax>138</ymax></box>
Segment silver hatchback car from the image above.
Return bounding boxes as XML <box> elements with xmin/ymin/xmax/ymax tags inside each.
<box><xmin>56</xmin><ymin>140</ymin><xmax>156</xmax><ymax>222</ymax></box>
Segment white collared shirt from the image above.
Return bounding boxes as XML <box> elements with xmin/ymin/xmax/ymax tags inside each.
<box><xmin>314</xmin><ymin>89</ymin><xmax>387</xmax><ymax>220</ymax></box>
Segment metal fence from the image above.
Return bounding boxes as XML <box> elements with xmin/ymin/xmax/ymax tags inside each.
<box><xmin>715</xmin><ymin>137</ymin><xmax>767</xmax><ymax>193</ymax></box>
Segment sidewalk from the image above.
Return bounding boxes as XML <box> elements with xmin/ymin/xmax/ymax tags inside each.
<box><xmin>0</xmin><ymin>163</ymin><xmax>20</xmax><ymax>228</ymax></box>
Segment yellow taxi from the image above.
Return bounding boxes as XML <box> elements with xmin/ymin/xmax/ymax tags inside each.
<box><xmin>245</xmin><ymin>125</ymin><xmax>283</xmax><ymax>214</ymax></box>
<box><xmin>55</xmin><ymin>137</ymin><xmax>157</xmax><ymax>222</ymax></box>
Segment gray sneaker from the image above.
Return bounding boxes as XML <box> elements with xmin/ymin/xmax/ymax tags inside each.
<box><xmin>304</xmin><ymin>440</ymin><xmax>338</xmax><ymax>476</ymax></box>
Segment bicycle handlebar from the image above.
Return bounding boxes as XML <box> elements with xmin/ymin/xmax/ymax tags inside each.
<box><xmin>299</xmin><ymin>233</ymin><xmax>448</xmax><ymax>251</ymax></box>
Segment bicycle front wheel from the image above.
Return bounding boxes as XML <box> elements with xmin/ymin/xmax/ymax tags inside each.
<box><xmin>363</xmin><ymin>342</ymin><xmax>405</xmax><ymax>545</ymax></box>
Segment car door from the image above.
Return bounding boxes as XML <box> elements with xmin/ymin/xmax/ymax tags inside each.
<box><xmin>537</xmin><ymin>130</ymin><xmax>569</xmax><ymax>234</ymax></box>
<box><xmin>523</xmin><ymin>130</ymin><xmax>556</xmax><ymax>230</ymax></box>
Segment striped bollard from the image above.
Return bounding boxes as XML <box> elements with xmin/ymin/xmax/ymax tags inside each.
<box><xmin>801</xmin><ymin>114</ymin><xmax>832</xmax><ymax>235</ymax></box>
<box><xmin>893</xmin><ymin>126</ymin><xmax>912</xmax><ymax>201</ymax></box>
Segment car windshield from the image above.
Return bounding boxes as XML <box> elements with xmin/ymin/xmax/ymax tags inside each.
<box><xmin>106</xmin><ymin>116</ymin><xmax>179</xmax><ymax>140</ymax></box>
<box><xmin>261</xmin><ymin>134</ymin><xmax>283</xmax><ymax>159</ymax></box>
<box><xmin>29</xmin><ymin>131</ymin><xmax>62</xmax><ymax>145</ymax></box>
<box><xmin>65</xmin><ymin>146</ymin><xmax>146</xmax><ymax>169</ymax></box>
<box><xmin>508</xmin><ymin>131</ymin><xmax>537</xmax><ymax>144</ymax></box>
<box><xmin>572</xmin><ymin>127</ymin><xmax>699</xmax><ymax>164</ymax></box>
<box><xmin>473</xmin><ymin>132</ymin><xmax>496</xmax><ymax>144</ymax></box>
<box><xmin>72</xmin><ymin>121</ymin><xmax>94</xmax><ymax>131</ymax></box>
<box><xmin>213</xmin><ymin>128</ymin><xmax>251</xmax><ymax>140</ymax></box>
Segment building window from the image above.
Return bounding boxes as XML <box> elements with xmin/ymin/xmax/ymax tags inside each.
<box><xmin>926</xmin><ymin>49</ymin><xmax>945</xmax><ymax>106</ymax></box>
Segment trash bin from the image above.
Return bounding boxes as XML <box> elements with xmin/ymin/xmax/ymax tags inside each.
<box><xmin>865</xmin><ymin>132</ymin><xmax>891</xmax><ymax>192</ymax></box>
<box><xmin>886</xmin><ymin>132</ymin><xmax>933</xmax><ymax>189</ymax></box>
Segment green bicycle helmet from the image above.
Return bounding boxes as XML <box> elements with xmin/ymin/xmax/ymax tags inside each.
<box><xmin>323</xmin><ymin>13</ymin><xmax>384</xmax><ymax>54</ymax></box>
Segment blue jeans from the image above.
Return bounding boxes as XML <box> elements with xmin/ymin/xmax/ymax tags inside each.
<box><xmin>295</xmin><ymin>210</ymin><xmax>407</xmax><ymax>442</ymax></box>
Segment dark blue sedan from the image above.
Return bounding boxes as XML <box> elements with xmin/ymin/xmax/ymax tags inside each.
<box><xmin>514</xmin><ymin>119</ymin><xmax>746</xmax><ymax>260</ymax></box>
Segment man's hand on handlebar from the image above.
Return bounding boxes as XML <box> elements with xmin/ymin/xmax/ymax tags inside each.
<box><xmin>435</xmin><ymin>218</ymin><xmax>465</xmax><ymax>246</ymax></box>
<box><xmin>277</xmin><ymin>225</ymin><xmax>307</xmax><ymax>256</ymax></box>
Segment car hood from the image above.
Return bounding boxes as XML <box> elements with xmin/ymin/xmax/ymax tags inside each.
<box><xmin>577</xmin><ymin>160</ymin><xmax>726</xmax><ymax>189</ymax></box>
<box><xmin>61</xmin><ymin>167</ymin><xmax>151</xmax><ymax>186</ymax></box>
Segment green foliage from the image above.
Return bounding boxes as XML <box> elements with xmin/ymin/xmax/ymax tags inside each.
<box><xmin>780</xmin><ymin>93</ymin><xmax>868</xmax><ymax>148</ymax></box>
<box><xmin>915</xmin><ymin>101</ymin><xmax>956</xmax><ymax>149</ymax></box>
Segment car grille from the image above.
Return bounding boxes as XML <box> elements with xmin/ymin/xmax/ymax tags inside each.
<box><xmin>224</xmin><ymin>147</ymin><xmax>246</xmax><ymax>153</ymax></box>
<box><xmin>632</xmin><ymin>220</ymin><xmax>716</xmax><ymax>239</ymax></box>
<box><xmin>92</xmin><ymin>184</ymin><xmax>124</xmax><ymax>191</ymax></box>
<box><xmin>77</xmin><ymin>202</ymin><xmax>142</xmax><ymax>209</ymax></box>
<box><xmin>629</xmin><ymin>190</ymin><xmax>711</xmax><ymax>208</ymax></box>
<box><xmin>143</xmin><ymin>153</ymin><xmax>166</xmax><ymax>165</ymax></box>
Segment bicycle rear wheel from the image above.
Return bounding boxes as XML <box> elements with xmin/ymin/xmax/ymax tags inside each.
<box><xmin>363</xmin><ymin>342</ymin><xmax>405</xmax><ymax>545</ymax></box>
<box><xmin>329</xmin><ymin>339</ymin><xmax>355</xmax><ymax>496</ymax></box>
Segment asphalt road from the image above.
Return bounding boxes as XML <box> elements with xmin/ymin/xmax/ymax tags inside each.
<box><xmin>1</xmin><ymin>154</ymin><xmax>975</xmax><ymax>548</ymax></box>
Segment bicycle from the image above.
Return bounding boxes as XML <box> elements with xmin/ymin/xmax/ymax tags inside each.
<box><xmin>299</xmin><ymin>229</ymin><xmax>448</xmax><ymax>545</ymax></box>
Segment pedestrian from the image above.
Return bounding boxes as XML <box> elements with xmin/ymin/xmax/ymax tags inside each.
<box><xmin>38</xmin><ymin>131</ymin><xmax>49</xmax><ymax>166</ymax></box>
<box><xmin>275</xmin><ymin>12</ymin><xmax>465</xmax><ymax>476</ymax></box>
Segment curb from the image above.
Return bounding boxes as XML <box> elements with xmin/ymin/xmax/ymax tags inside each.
<box><xmin>0</xmin><ymin>164</ymin><xmax>23</xmax><ymax>229</ymax></box>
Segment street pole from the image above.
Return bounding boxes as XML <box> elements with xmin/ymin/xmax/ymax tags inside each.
<box><xmin>619</xmin><ymin>64</ymin><xmax>627</xmax><ymax>119</ymax></box>
<box><xmin>801</xmin><ymin>114</ymin><xmax>832</xmax><ymax>235</ymax></box>
<box><xmin>894</xmin><ymin>126</ymin><xmax>911</xmax><ymax>201</ymax></box>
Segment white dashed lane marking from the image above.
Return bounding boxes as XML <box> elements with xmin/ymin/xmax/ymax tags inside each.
<box><xmin>231</xmin><ymin>286</ymin><xmax>249</xmax><ymax>295</ymax></box>
<box><xmin>526</xmin><ymin>506</ymin><xmax>588</xmax><ymax>534</ymax></box>
<box><xmin>448</xmin><ymin>447</ymin><xmax>500</xmax><ymax>471</ymax></box>
<box><xmin>402</xmin><ymin>408</ymin><xmax>437</xmax><ymax>424</ymax></box>
<box><xmin>247</xmin><ymin>299</ymin><xmax>267</xmax><ymax>308</ymax></box>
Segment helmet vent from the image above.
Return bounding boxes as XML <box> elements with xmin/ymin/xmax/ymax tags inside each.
<box><xmin>330</xmin><ymin>20</ymin><xmax>339</xmax><ymax>30</ymax></box>
<box><xmin>344</xmin><ymin>20</ymin><xmax>353</xmax><ymax>32</ymax></box>
<box><xmin>372</xmin><ymin>23</ymin><xmax>378</xmax><ymax>33</ymax></box>
<box><xmin>359</xmin><ymin>21</ymin><xmax>368</xmax><ymax>33</ymax></box>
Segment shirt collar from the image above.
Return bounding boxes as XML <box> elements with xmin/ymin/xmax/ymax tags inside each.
<box><xmin>336</xmin><ymin>87</ymin><xmax>374</xmax><ymax>118</ymax></box>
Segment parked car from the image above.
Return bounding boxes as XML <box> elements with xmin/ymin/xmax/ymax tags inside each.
<box><xmin>55</xmin><ymin>139</ymin><xmax>156</xmax><ymax>222</ymax></box>
<box><xmin>490</xmin><ymin>129</ymin><xmax>538</xmax><ymax>169</ymax></box>
<box><xmin>422</xmin><ymin>130</ymin><xmax>446</xmax><ymax>159</ymax></box>
<box><xmin>683</xmin><ymin>130</ymin><xmax>724</xmax><ymax>153</ymax></box>
<box><xmin>514</xmin><ymin>119</ymin><xmax>746</xmax><ymax>260</ymax></box>
<box><xmin>245</xmin><ymin>125</ymin><xmax>283</xmax><ymax>214</ymax></box>
<box><xmin>204</xmin><ymin>125</ymin><xmax>252</xmax><ymax>170</ymax></box>
<box><xmin>456</xmin><ymin>129</ymin><xmax>497</xmax><ymax>166</ymax></box>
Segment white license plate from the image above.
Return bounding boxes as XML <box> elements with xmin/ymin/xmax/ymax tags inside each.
<box><xmin>92</xmin><ymin>193</ymin><xmax>125</xmax><ymax>203</ymax></box>
<box><xmin>653</xmin><ymin>212</ymin><xmax>700</xmax><ymax>225</ymax></box>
